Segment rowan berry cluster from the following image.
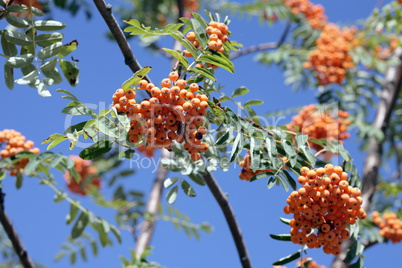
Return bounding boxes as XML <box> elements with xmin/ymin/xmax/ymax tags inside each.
<box><xmin>297</xmin><ymin>257</ymin><xmax>326</xmax><ymax>268</ymax></box>
<box><xmin>184</xmin><ymin>20</ymin><xmax>229</xmax><ymax>57</ymax></box>
<box><xmin>283</xmin><ymin>165</ymin><xmax>366</xmax><ymax>255</ymax></box>
<box><xmin>372</xmin><ymin>211</ymin><xmax>402</xmax><ymax>243</ymax></box>
<box><xmin>373</xmin><ymin>38</ymin><xmax>400</xmax><ymax>61</ymax></box>
<box><xmin>286</xmin><ymin>104</ymin><xmax>350</xmax><ymax>152</ymax></box>
<box><xmin>64</xmin><ymin>156</ymin><xmax>101</xmax><ymax>196</ymax></box>
<box><xmin>137</xmin><ymin>143</ymin><xmax>156</xmax><ymax>158</ymax></box>
<box><xmin>238</xmin><ymin>151</ymin><xmax>288</xmax><ymax>181</ymax></box>
<box><xmin>183</xmin><ymin>0</ymin><xmax>199</xmax><ymax>17</ymax></box>
<box><xmin>283</xmin><ymin>0</ymin><xmax>327</xmax><ymax>29</ymax></box>
<box><xmin>303</xmin><ymin>24</ymin><xmax>357</xmax><ymax>85</ymax></box>
<box><xmin>112</xmin><ymin>72</ymin><xmax>210</xmax><ymax>161</ymax></box>
<box><xmin>0</xmin><ymin>129</ymin><xmax>40</xmax><ymax>176</ymax></box>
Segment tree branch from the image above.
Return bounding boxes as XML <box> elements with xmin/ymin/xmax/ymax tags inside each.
<box><xmin>230</xmin><ymin>21</ymin><xmax>291</xmax><ymax>60</ymax></box>
<box><xmin>135</xmin><ymin>149</ymin><xmax>172</xmax><ymax>258</ymax></box>
<box><xmin>0</xmin><ymin>188</ymin><xmax>35</xmax><ymax>268</ymax></box>
<box><xmin>331</xmin><ymin>47</ymin><xmax>402</xmax><ymax>268</ymax></box>
<box><xmin>203</xmin><ymin>172</ymin><xmax>252</xmax><ymax>268</ymax></box>
<box><xmin>92</xmin><ymin>0</ymin><xmax>151</xmax><ymax>81</ymax></box>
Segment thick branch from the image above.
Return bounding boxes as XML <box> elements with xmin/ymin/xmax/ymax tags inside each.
<box><xmin>92</xmin><ymin>0</ymin><xmax>150</xmax><ymax>80</ymax></box>
<box><xmin>203</xmin><ymin>172</ymin><xmax>252</xmax><ymax>268</ymax></box>
<box><xmin>331</xmin><ymin>47</ymin><xmax>402</xmax><ymax>268</ymax></box>
<box><xmin>230</xmin><ymin>22</ymin><xmax>291</xmax><ymax>60</ymax></box>
<box><xmin>135</xmin><ymin>149</ymin><xmax>172</xmax><ymax>258</ymax></box>
<box><xmin>0</xmin><ymin>188</ymin><xmax>35</xmax><ymax>268</ymax></box>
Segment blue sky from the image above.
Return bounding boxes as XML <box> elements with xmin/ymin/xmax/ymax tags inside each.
<box><xmin>1</xmin><ymin>0</ymin><xmax>402</xmax><ymax>267</ymax></box>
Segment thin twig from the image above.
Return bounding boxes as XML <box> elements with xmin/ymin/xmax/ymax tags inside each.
<box><xmin>92</xmin><ymin>0</ymin><xmax>151</xmax><ymax>81</ymax></box>
<box><xmin>203</xmin><ymin>172</ymin><xmax>252</xmax><ymax>268</ymax></box>
<box><xmin>0</xmin><ymin>188</ymin><xmax>35</xmax><ymax>268</ymax></box>
<box><xmin>230</xmin><ymin>21</ymin><xmax>291</xmax><ymax>60</ymax></box>
<box><xmin>331</xmin><ymin>47</ymin><xmax>402</xmax><ymax>268</ymax></box>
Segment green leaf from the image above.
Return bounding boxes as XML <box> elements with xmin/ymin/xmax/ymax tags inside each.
<box><xmin>37</xmin><ymin>82</ymin><xmax>51</xmax><ymax>97</ymax></box>
<box><xmin>272</xmin><ymin>250</ymin><xmax>302</xmax><ymax>266</ymax></box>
<box><xmin>267</xmin><ymin>176</ymin><xmax>276</xmax><ymax>189</ymax></box>
<box><xmin>42</xmin><ymin>133</ymin><xmax>67</xmax><ymax>150</ymax></box>
<box><xmin>6</xmin><ymin>14</ymin><xmax>30</xmax><ymax>28</ymax></box>
<box><xmin>281</xmin><ymin>170</ymin><xmax>297</xmax><ymax>191</ymax></box>
<box><xmin>229</xmin><ymin>133</ymin><xmax>243</xmax><ymax>162</ymax></box>
<box><xmin>250</xmin><ymin>171</ymin><xmax>273</xmax><ymax>182</ymax></box>
<box><xmin>6</xmin><ymin>54</ymin><xmax>34</xmax><ymax>68</ymax></box>
<box><xmin>265</xmin><ymin>136</ymin><xmax>278</xmax><ymax>168</ymax></box>
<box><xmin>59</xmin><ymin>60</ymin><xmax>79</xmax><ymax>86</ymax></box>
<box><xmin>3</xmin><ymin>30</ymin><xmax>32</xmax><ymax>46</ymax></box>
<box><xmin>171</xmin><ymin>34</ymin><xmax>198</xmax><ymax>58</ymax></box>
<box><xmin>199</xmin><ymin>53</ymin><xmax>235</xmax><ymax>73</ymax></box>
<box><xmin>280</xmin><ymin>217</ymin><xmax>291</xmax><ymax>225</ymax></box>
<box><xmin>181</xmin><ymin>179</ymin><xmax>196</xmax><ymax>197</ymax></box>
<box><xmin>66</xmin><ymin>203</ymin><xmax>79</xmax><ymax>225</ymax></box>
<box><xmin>96</xmin><ymin>116</ymin><xmax>120</xmax><ymax>138</ymax></box>
<box><xmin>215</xmin><ymin>128</ymin><xmax>230</xmax><ymax>145</ymax></box>
<box><xmin>121</xmin><ymin>66</ymin><xmax>152</xmax><ymax>91</ymax></box>
<box><xmin>118</xmin><ymin>149</ymin><xmax>135</xmax><ymax>159</ymax></box>
<box><xmin>282</xmin><ymin>140</ymin><xmax>297</xmax><ymax>167</ymax></box>
<box><xmin>16</xmin><ymin>170</ymin><xmax>23</xmax><ymax>189</ymax></box>
<box><xmin>166</xmin><ymin>185</ymin><xmax>179</xmax><ymax>204</ymax></box>
<box><xmin>15</xmin><ymin>69</ymin><xmax>38</xmax><ymax>85</ymax></box>
<box><xmin>35</xmin><ymin>20</ymin><xmax>66</xmax><ymax>31</ymax></box>
<box><xmin>36</xmin><ymin>33</ymin><xmax>64</xmax><ymax>47</ymax></box>
<box><xmin>58</xmin><ymin>40</ymin><xmax>78</xmax><ymax>58</ymax></box>
<box><xmin>61</xmin><ymin>104</ymin><xmax>92</xmax><ymax>115</ymax></box>
<box><xmin>187</xmin><ymin>172</ymin><xmax>205</xmax><ymax>186</ymax></box>
<box><xmin>6</xmin><ymin>4</ymin><xmax>28</xmax><ymax>12</ymax></box>
<box><xmin>110</xmin><ymin>224</ymin><xmax>122</xmax><ymax>243</ymax></box>
<box><xmin>269</xmin><ymin>234</ymin><xmax>291</xmax><ymax>241</ymax></box>
<box><xmin>54</xmin><ymin>192</ymin><xmax>67</xmax><ymax>203</ymax></box>
<box><xmin>162</xmin><ymin>48</ymin><xmax>188</xmax><ymax>68</ymax></box>
<box><xmin>71</xmin><ymin>212</ymin><xmax>89</xmax><ymax>239</ymax></box>
<box><xmin>4</xmin><ymin>65</ymin><xmax>14</xmax><ymax>90</ymax></box>
<box><xmin>189</xmin><ymin>67</ymin><xmax>216</xmax><ymax>81</ymax></box>
<box><xmin>31</xmin><ymin>6</ymin><xmax>44</xmax><ymax>16</ymax></box>
<box><xmin>79</xmin><ymin>140</ymin><xmax>113</xmax><ymax>160</ymax></box>
<box><xmin>244</xmin><ymin>100</ymin><xmax>264</xmax><ymax>107</ymax></box>
<box><xmin>232</xmin><ymin>86</ymin><xmax>249</xmax><ymax>98</ymax></box>
<box><xmin>70</xmin><ymin>251</ymin><xmax>76</xmax><ymax>265</ymax></box>
<box><xmin>1</xmin><ymin>35</ymin><xmax>18</xmax><ymax>56</ymax></box>
<box><xmin>164</xmin><ymin>177</ymin><xmax>179</xmax><ymax>189</ymax></box>
<box><xmin>191</xmin><ymin>18</ymin><xmax>208</xmax><ymax>48</ymax></box>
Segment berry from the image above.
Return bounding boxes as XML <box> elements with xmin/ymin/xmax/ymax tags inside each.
<box><xmin>64</xmin><ymin>156</ymin><xmax>101</xmax><ymax>195</ymax></box>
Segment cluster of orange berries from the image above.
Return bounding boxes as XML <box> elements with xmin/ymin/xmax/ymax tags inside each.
<box><xmin>64</xmin><ymin>156</ymin><xmax>101</xmax><ymax>196</ymax></box>
<box><xmin>137</xmin><ymin>143</ymin><xmax>156</xmax><ymax>158</ymax></box>
<box><xmin>297</xmin><ymin>257</ymin><xmax>325</xmax><ymax>268</ymax></box>
<box><xmin>274</xmin><ymin>257</ymin><xmax>325</xmax><ymax>268</ymax></box>
<box><xmin>0</xmin><ymin>129</ymin><xmax>40</xmax><ymax>176</ymax></box>
<box><xmin>373</xmin><ymin>38</ymin><xmax>400</xmax><ymax>61</ymax></box>
<box><xmin>286</xmin><ymin>105</ymin><xmax>350</xmax><ymax>152</ymax></box>
<box><xmin>238</xmin><ymin>151</ymin><xmax>288</xmax><ymax>181</ymax></box>
<box><xmin>283</xmin><ymin>0</ymin><xmax>327</xmax><ymax>29</ymax></box>
<box><xmin>283</xmin><ymin>165</ymin><xmax>366</xmax><ymax>255</ymax></box>
<box><xmin>303</xmin><ymin>24</ymin><xmax>358</xmax><ymax>85</ymax></box>
<box><xmin>112</xmin><ymin>72</ymin><xmax>210</xmax><ymax>161</ymax></box>
<box><xmin>372</xmin><ymin>211</ymin><xmax>402</xmax><ymax>243</ymax></box>
<box><xmin>183</xmin><ymin>0</ymin><xmax>199</xmax><ymax>17</ymax></box>
<box><xmin>185</xmin><ymin>20</ymin><xmax>229</xmax><ymax>56</ymax></box>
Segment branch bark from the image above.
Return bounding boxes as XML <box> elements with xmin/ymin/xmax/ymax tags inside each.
<box><xmin>203</xmin><ymin>172</ymin><xmax>252</xmax><ymax>268</ymax></box>
<box><xmin>0</xmin><ymin>188</ymin><xmax>35</xmax><ymax>268</ymax></box>
<box><xmin>135</xmin><ymin>149</ymin><xmax>172</xmax><ymax>258</ymax></box>
<box><xmin>331</xmin><ymin>47</ymin><xmax>402</xmax><ymax>268</ymax></box>
<box><xmin>92</xmin><ymin>0</ymin><xmax>151</xmax><ymax>81</ymax></box>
